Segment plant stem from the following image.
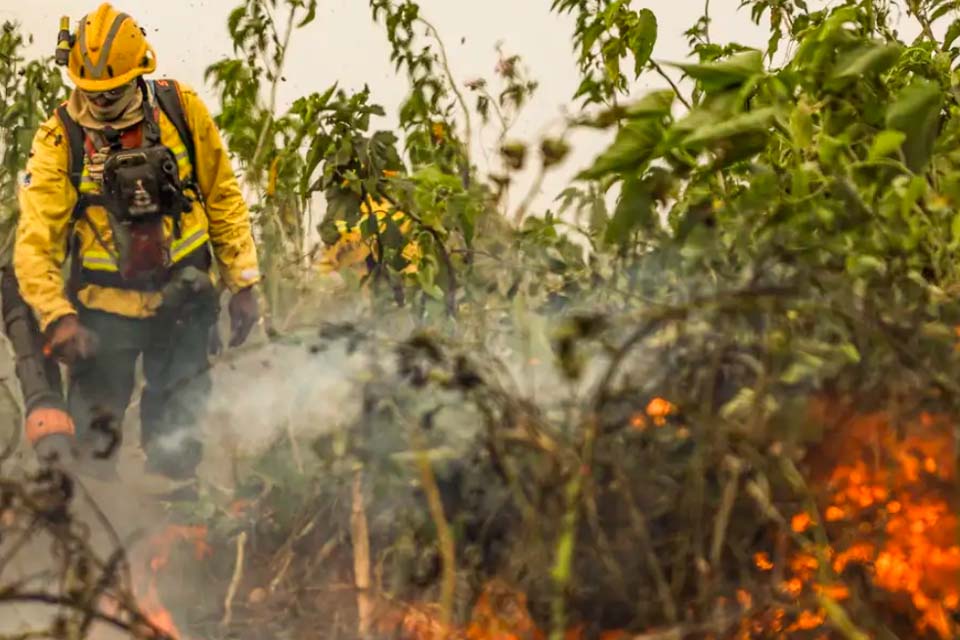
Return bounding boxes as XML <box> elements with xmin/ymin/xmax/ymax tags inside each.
<box><xmin>652</xmin><ymin>61</ymin><xmax>692</xmax><ymax>110</ymax></box>
<box><xmin>350</xmin><ymin>466</ymin><xmax>373</xmax><ymax>636</ymax></box>
<box><xmin>220</xmin><ymin>531</ymin><xmax>247</xmax><ymax>629</ymax></box>
<box><xmin>906</xmin><ymin>1</ymin><xmax>938</xmax><ymax>49</ymax></box>
<box><xmin>704</xmin><ymin>0</ymin><xmax>711</xmax><ymax>43</ymax></box>
<box><xmin>251</xmin><ymin>5</ymin><xmax>296</xmax><ymax>173</ymax></box>
<box><xmin>549</xmin><ymin>414</ymin><xmax>597</xmax><ymax>640</ymax></box>
<box><xmin>420</xmin><ymin>17</ymin><xmax>473</xmax><ymax>185</ymax></box>
<box><xmin>414</xmin><ymin>432</ymin><xmax>456</xmax><ymax>627</ymax></box>
<box><xmin>246</xmin><ymin>4</ymin><xmax>299</xmax><ymax>321</ymax></box>
<box><xmin>613</xmin><ymin>469</ymin><xmax>678</xmax><ymax>623</ymax></box>
<box><xmin>513</xmin><ymin>165</ymin><xmax>546</xmax><ymax>226</ymax></box>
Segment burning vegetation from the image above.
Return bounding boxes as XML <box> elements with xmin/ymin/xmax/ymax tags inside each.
<box><xmin>770</xmin><ymin>400</ymin><xmax>960</xmax><ymax>640</ymax></box>
<box><xmin>3</xmin><ymin>323</ymin><xmax>959</xmax><ymax>640</ymax></box>
<box><xmin>6</xmin><ymin>0</ymin><xmax>960</xmax><ymax>639</ymax></box>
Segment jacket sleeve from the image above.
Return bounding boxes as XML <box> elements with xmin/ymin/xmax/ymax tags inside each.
<box><xmin>13</xmin><ymin>118</ymin><xmax>78</xmax><ymax>333</ymax></box>
<box><xmin>178</xmin><ymin>82</ymin><xmax>261</xmax><ymax>292</ymax></box>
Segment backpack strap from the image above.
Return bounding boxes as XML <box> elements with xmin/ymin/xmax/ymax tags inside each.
<box><xmin>53</xmin><ymin>104</ymin><xmax>92</xmax><ymax>302</ymax></box>
<box><xmin>54</xmin><ymin>104</ymin><xmax>87</xmax><ymax>201</ymax></box>
<box><xmin>56</xmin><ymin>81</ymin><xmax>199</xmax><ymax>199</ymax></box>
<box><xmin>53</xmin><ymin>82</ymin><xmax>206</xmax><ymax>296</ymax></box>
<box><xmin>151</xmin><ymin>79</ymin><xmax>199</xmax><ymax>190</ymax></box>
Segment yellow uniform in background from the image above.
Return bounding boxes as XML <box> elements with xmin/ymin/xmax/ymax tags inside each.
<box><xmin>316</xmin><ymin>196</ymin><xmax>422</xmax><ymax>276</ymax></box>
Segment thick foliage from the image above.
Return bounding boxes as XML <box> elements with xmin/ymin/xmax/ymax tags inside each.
<box><xmin>0</xmin><ymin>23</ymin><xmax>67</xmax><ymax>264</ymax></box>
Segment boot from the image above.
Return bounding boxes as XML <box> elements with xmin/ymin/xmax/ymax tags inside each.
<box><xmin>142</xmin><ymin>439</ymin><xmax>200</xmax><ymax>501</ymax></box>
<box><xmin>143</xmin><ymin>436</ymin><xmax>201</xmax><ymax>481</ymax></box>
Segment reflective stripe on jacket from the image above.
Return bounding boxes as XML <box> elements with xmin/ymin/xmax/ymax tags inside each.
<box><xmin>14</xmin><ymin>81</ymin><xmax>261</xmax><ymax>332</ymax></box>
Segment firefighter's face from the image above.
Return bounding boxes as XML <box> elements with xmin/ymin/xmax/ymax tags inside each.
<box><xmin>80</xmin><ymin>81</ymin><xmax>137</xmax><ymax>121</ymax></box>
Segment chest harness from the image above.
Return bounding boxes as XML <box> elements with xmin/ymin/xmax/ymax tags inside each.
<box><xmin>56</xmin><ymin>78</ymin><xmax>212</xmax><ymax>295</ymax></box>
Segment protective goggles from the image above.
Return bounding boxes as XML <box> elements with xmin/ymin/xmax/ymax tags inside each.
<box><xmin>80</xmin><ymin>82</ymin><xmax>134</xmax><ymax>101</ymax></box>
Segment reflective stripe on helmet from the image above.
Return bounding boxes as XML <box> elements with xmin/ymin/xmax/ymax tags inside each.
<box><xmin>78</xmin><ymin>12</ymin><xmax>131</xmax><ymax>81</ymax></box>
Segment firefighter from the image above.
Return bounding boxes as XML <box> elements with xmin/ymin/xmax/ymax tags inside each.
<box><xmin>316</xmin><ymin>196</ymin><xmax>423</xmax><ymax>277</ymax></box>
<box><xmin>316</xmin><ymin>169</ymin><xmax>422</xmax><ymax>277</ymax></box>
<box><xmin>13</xmin><ymin>3</ymin><xmax>261</xmax><ymax>481</ymax></box>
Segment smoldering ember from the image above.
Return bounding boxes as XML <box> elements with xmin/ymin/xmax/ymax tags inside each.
<box><xmin>2</xmin><ymin>1</ymin><xmax>960</xmax><ymax>639</ymax></box>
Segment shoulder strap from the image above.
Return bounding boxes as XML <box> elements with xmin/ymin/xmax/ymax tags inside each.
<box><xmin>54</xmin><ymin>105</ymin><xmax>86</xmax><ymax>198</ymax></box>
<box><xmin>151</xmin><ymin>79</ymin><xmax>197</xmax><ymax>184</ymax></box>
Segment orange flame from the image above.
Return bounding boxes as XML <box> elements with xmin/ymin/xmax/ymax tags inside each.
<box><xmin>630</xmin><ymin>397</ymin><xmax>678</xmax><ymax>431</ymax></box>
<box><xmin>378</xmin><ymin>580</ymin><xmax>597</xmax><ymax>640</ymax></box>
<box><xmin>133</xmin><ymin>525</ymin><xmax>211</xmax><ymax>640</ymax></box>
<box><xmin>755</xmin><ymin>401</ymin><xmax>960</xmax><ymax>639</ymax></box>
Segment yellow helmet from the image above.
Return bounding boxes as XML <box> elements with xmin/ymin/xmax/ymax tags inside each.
<box><xmin>66</xmin><ymin>3</ymin><xmax>156</xmax><ymax>92</ymax></box>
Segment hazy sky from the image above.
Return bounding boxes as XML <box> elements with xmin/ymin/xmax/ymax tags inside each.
<box><xmin>2</xmin><ymin>1</ymin><xmax>917</xmax><ymax>217</ymax></box>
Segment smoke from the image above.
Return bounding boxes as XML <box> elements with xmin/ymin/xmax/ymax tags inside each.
<box><xmin>0</xmin><ymin>267</ymin><xmax>652</xmax><ymax>638</ymax></box>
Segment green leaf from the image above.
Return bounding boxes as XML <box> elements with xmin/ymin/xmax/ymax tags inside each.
<box><xmin>681</xmin><ymin>107</ymin><xmax>777</xmax><ymax>147</ymax></box>
<box><xmin>932</xmin><ymin>0</ymin><xmax>959</xmax><ymax>22</ymax></box>
<box><xmin>297</xmin><ymin>0</ymin><xmax>318</xmax><ymax>27</ymax></box>
<box><xmin>867</xmin><ymin>130</ymin><xmax>906</xmax><ymax>161</ymax></box>
<box><xmin>624</xmin><ymin>89</ymin><xmax>675</xmax><ymax>118</ymax></box>
<box><xmin>818</xmin><ymin>134</ymin><xmax>844</xmax><ymax>166</ymax></box>
<box><xmin>666</xmin><ymin>49</ymin><xmax>764</xmax><ymax>93</ymax></box>
<box><xmin>604</xmin><ymin>177</ymin><xmax>654</xmax><ymax>245</ymax></box>
<box><xmin>417</xmin><ymin>266</ymin><xmax>444</xmax><ymax>300</ymax></box>
<box><xmin>227</xmin><ymin>6</ymin><xmax>246</xmax><ymax>40</ymax></box>
<box><xmin>821</xmin><ymin>6</ymin><xmax>860</xmax><ymax>37</ymax></box>
<box><xmin>789</xmin><ymin>101</ymin><xmax>814</xmax><ymax>148</ymax></box>
<box><xmin>830</xmin><ymin>41</ymin><xmax>901</xmax><ymax>81</ymax></box>
<box><xmin>846</xmin><ymin>254</ymin><xmax>887</xmax><ymax>278</ymax></box>
<box><xmin>945</xmin><ymin>18</ymin><xmax>960</xmax><ymax>49</ymax></box>
<box><xmin>951</xmin><ymin>211</ymin><xmax>960</xmax><ymax>245</ymax></box>
<box><xmin>719</xmin><ymin>387</ymin><xmax>755</xmax><ymax>421</ymax></box>
<box><xmin>886</xmin><ymin>79</ymin><xmax>944</xmax><ymax>172</ymax></box>
<box><xmin>780</xmin><ymin>353</ymin><xmax>825</xmax><ymax>385</ymax></box>
<box><xmin>578</xmin><ymin>119</ymin><xmax>663</xmax><ymax>179</ymax></box>
<box><xmin>838</xmin><ymin>343</ymin><xmax>860</xmax><ymax>364</ymax></box>
<box><xmin>630</xmin><ymin>9</ymin><xmax>658</xmax><ymax>77</ymax></box>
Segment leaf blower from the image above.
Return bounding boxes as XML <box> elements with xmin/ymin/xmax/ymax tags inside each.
<box><xmin>0</xmin><ymin>264</ymin><xmax>76</xmax><ymax>464</ymax></box>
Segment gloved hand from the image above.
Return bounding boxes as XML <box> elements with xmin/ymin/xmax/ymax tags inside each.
<box><xmin>228</xmin><ymin>287</ymin><xmax>259</xmax><ymax>347</ymax></box>
<box><xmin>45</xmin><ymin>314</ymin><xmax>98</xmax><ymax>364</ymax></box>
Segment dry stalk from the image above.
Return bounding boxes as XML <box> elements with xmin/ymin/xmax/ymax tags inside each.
<box><xmin>285</xmin><ymin>416</ymin><xmax>304</xmax><ymax>475</ymax></box>
<box><xmin>350</xmin><ymin>465</ymin><xmax>373</xmax><ymax>636</ymax></box>
<box><xmin>221</xmin><ymin>531</ymin><xmax>247</xmax><ymax>629</ymax></box>
<box><xmin>613</xmin><ymin>469</ymin><xmax>678</xmax><ymax>624</ymax></box>
<box><xmin>269</xmin><ymin>549</ymin><xmax>294</xmax><ymax>594</ymax></box>
<box><xmin>413</xmin><ymin>435</ymin><xmax>457</xmax><ymax>627</ymax></box>
<box><xmin>709</xmin><ymin>456</ymin><xmax>743</xmax><ymax>569</ymax></box>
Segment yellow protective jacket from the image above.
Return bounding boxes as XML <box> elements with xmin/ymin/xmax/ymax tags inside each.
<box><xmin>14</xmin><ymin>80</ymin><xmax>260</xmax><ymax>332</ymax></box>
<box><xmin>316</xmin><ymin>197</ymin><xmax>421</xmax><ymax>275</ymax></box>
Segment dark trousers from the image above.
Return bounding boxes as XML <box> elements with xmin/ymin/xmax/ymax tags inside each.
<box><xmin>68</xmin><ymin>294</ymin><xmax>217</xmax><ymax>478</ymax></box>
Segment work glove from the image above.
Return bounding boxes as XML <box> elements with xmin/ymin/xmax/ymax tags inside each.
<box><xmin>45</xmin><ymin>315</ymin><xmax>98</xmax><ymax>364</ymax></box>
<box><xmin>228</xmin><ymin>286</ymin><xmax>259</xmax><ymax>347</ymax></box>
